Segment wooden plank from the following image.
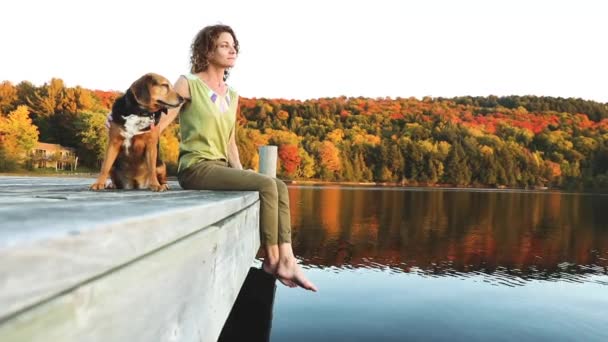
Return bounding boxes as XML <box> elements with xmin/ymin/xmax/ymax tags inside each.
<box><xmin>0</xmin><ymin>176</ymin><xmax>260</xmax><ymax>325</ymax></box>
<box><xmin>0</xmin><ymin>202</ymin><xmax>261</xmax><ymax>342</ymax></box>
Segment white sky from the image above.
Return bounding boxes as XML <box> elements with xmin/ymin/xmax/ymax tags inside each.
<box><xmin>2</xmin><ymin>0</ymin><xmax>607</xmax><ymax>102</ymax></box>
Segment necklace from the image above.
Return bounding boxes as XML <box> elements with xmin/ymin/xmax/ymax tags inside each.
<box><xmin>199</xmin><ymin>76</ymin><xmax>225</xmax><ymax>95</ymax></box>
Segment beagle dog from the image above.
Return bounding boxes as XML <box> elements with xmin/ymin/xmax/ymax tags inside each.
<box><xmin>90</xmin><ymin>73</ymin><xmax>184</xmax><ymax>191</ymax></box>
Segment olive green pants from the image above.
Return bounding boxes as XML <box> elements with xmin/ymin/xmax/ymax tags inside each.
<box><xmin>178</xmin><ymin>160</ymin><xmax>291</xmax><ymax>245</ymax></box>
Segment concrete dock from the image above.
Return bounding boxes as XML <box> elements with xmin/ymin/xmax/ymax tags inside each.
<box><xmin>0</xmin><ymin>176</ymin><xmax>261</xmax><ymax>342</ymax></box>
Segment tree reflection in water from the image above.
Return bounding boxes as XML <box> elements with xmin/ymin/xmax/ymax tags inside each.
<box><xmin>288</xmin><ymin>186</ymin><xmax>608</xmax><ymax>286</ymax></box>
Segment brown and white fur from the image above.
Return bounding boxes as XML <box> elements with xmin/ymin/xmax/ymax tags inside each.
<box><xmin>90</xmin><ymin>73</ymin><xmax>184</xmax><ymax>192</ymax></box>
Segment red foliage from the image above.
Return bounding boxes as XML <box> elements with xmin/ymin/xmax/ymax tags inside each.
<box><xmin>278</xmin><ymin>144</ymin><xmax>301</xmax><ymax>175</ymax></box>
<box><xmin>93</xmin><ymin>90</ymin><xmax>121</xmax><ymax>110</ymax></box>
<box><xmin>545</xmin><ymin>160</ymin><xmax>562</xmax><ymax>178</ymax></box>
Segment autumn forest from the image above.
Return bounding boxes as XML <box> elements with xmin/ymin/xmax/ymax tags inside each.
<box><xmin>1</xmin><ymin>78</ymin><xmax>608</xmax><ymax>191</ymax></box>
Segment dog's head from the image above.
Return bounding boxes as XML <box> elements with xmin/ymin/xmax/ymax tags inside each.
<box><xmin>129</xmin><ymin>73</ymin><xmax>184</xmax><ymax>113</ymax></box>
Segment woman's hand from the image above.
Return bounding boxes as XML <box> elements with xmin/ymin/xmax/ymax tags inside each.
<box><xmin>229</xmin><ymin>161</ymin><xmax>244</xmax><ymax>170</ymax></box>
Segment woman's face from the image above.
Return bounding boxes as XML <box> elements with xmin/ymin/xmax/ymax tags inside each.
<box><xmin>208</xmin><ymin>32</ymin><xmax>237</xmax><ymax>68</ymax></box>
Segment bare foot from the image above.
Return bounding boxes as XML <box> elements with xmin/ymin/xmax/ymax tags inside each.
<box><xmin>276</xmin><ymin>257</ymin><xmax>318</xmax><ymax>292</ymax></box>
<box><xmin>262</xmin><ymin>259</ymin><xmax>296</xmax><ymax>288</ymax></box>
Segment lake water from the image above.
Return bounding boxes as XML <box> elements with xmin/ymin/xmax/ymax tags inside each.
<box><xmin>266</xmin><ymin>186</ymin><xmax>608</xmax><ymax>341</ymax></box>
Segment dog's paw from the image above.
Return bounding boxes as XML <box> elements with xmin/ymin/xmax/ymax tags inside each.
<box><xmin>148</xmin><ymin>183</ymin><xmax>167</xmax><ymax>192</ymax></box>
<box><xmin>90</xmin><ymin>182</ymin><xmax>106</xmax><ymax>191</ymax></box>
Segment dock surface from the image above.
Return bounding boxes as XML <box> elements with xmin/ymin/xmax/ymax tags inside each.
<box><xmin>0</xmin><ymin>176</ymin><xmax>260</xmax><ymax>342</ymax></box>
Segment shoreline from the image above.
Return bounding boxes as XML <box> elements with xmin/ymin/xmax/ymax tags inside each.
<box><xmin>283</xmin><ymin>179</ymin><xmax>552</xmax><ymax>191</ymax></box>
<box><xmin>2</xmin><ymin>172</ymin><xmax>605</xmax><ymax>194</ymax></box>
<box><xmin>283</xmin><ymin>179</ymin><xmax>606</xmax><ymax>195</ymax></box>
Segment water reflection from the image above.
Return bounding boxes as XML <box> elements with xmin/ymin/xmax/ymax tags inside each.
<box><xmin>289</xmin><ymin>186</ymin><xmax>608</xmax><ymax>286</ymax></box>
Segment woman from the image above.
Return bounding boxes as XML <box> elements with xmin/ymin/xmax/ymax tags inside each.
<box><xmin>160</xmin><ymin>24</ymin><xmax>317</xmax><ymax>292</ymax></box>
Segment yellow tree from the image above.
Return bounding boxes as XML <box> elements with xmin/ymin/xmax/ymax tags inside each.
<box><xmin>29</xmin><ymin>78</ymin><xmax>66</xmax><ymax>116</ymax></box>
<box><xmin>326</xmin><ymin>128</ymin><xmax>344</xmax><ymax>145</ymax></box>
<box><xmin>0</xmin><ymin>106</ymin><xmax>39</xmax><ymax>169</ymax></box>
<box><xmin>317</xmin><ymin>140</ymin><xmax>341</xmax><ymax>180</ymax></box>
<box><xmin>267</xmin><ymin>128</ymin><xmax>299</xmax><ymax>146</ymax></box>
<box><xmin>61</xmin><ymin>87</ymin><xmax>95</xmax><ymax>113</ymax></box>
<box><xmin>160</xmin><ymin>123</ymin><xmax>180</xmax><ymax>174</ymax></box>
<box><xmin>297</xmin><ymin>147</ymin><xmax>316</xmax><ymax>179</ymax></box>
<box><xmin>0</xmin><ymin>81</ymin><xmax>17</xmax><ymax>114</ymax></box>
<box><xmin>237</xmin><ymin>127</ymin><xmax>270</xmax><ymax>171</ymax></box>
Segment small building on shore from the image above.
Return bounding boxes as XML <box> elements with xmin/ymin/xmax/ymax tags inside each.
<box><xmin>29</xmin><ymin>142</ymin><xmax>78</xmax><ymax>171</ymax></box>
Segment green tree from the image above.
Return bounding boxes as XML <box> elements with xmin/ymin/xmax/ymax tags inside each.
<box><xmin>444</xmin><ymin>141</ymin><xmax>471</xmax><ymax>186</ymax></box>
<box><xmin>75</xmin><ymin>110</ymin><xmax>108</xmax><ymax>167</ymax></box>
<box><xmin>388</xmin><ymin>144</ymin><xmax>405</xmax><ymax>183</ymax></box>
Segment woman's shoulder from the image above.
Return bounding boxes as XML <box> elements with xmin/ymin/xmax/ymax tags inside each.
<box><xmin>181</xmin><ymin>73</ymin><xmax>199</xmax><ymax>81</ymax></box>
<box><xmin>175</xmin><ymin>73</ymin><xmax>197</xmax><ymax>91</ymax></box>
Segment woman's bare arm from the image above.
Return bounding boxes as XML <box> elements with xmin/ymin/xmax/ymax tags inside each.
<box><xmin>227</xmin><ymin>126</ymin><xmax>243</xmax><ymax>170</ymax></box>
<box><xmin>158</xmin><ymin>75</ymin><xmax>190</xmax><ymax>132</ymax></box>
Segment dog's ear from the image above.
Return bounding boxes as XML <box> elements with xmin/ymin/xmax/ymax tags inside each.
<box><xmin>130</xmin><ymin>74</ymin><xmax>153</xmax><ymax>106</ymax></box>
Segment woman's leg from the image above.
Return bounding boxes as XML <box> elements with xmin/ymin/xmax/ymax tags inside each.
<box><xmin>179</xmin><ymin>161</ymin><xmax>280</xmax><ymax>244</ymax></box>
<box><xmin>274</xmin><ymin>178</ymin><xmax>292</xmax><ymax>244</ymax></box>
<box><xmin>273</xmin><ymin>178</ymin><xmax>317</xmax><ymax>291</ymax></box>
<box><xmin>179</xmin><ymin>162</ymin><xmax>317</xmax><ymax>291</ymax></box>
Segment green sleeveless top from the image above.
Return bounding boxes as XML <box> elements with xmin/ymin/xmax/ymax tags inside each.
<box><xmin>177</xmin><ymin>73</ymin><xmax>238</xmax><ymax>173</ymax></box>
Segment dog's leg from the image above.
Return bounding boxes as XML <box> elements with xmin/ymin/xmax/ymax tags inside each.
<box><xmin>156</xmin><ymin>161</ymin><xmax>169</xmax><ymax>191</ymax></box>
<box><xmin>109</xmin><ymin>168</ymin><xmax>124</xmax><ymax>189</ymax></box>
<box><xmin>145</xmin><ymin>126</ymin><xmax>165</xmax><ymax>192</ymax></box>
<box><xmin>90</xmin><ymin>124</ymin><xmax>124</xmax><ymax>190</ymax></box>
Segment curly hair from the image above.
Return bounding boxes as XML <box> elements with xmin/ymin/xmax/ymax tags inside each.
<box><xmin>190</xmin><ymin>25</ymin><xmax>239</xmax><ymax>81</ymax></box>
